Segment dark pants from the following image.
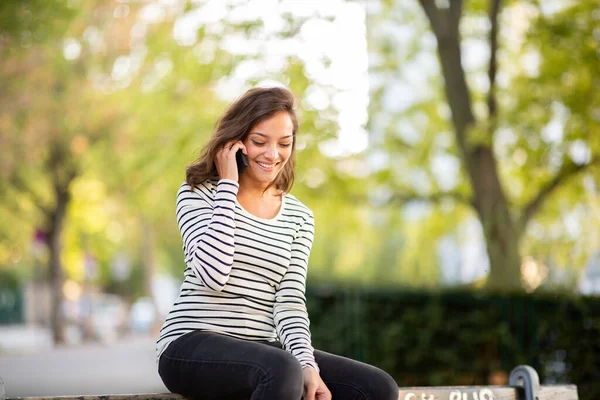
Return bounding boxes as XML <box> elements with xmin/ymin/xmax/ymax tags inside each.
<box><xmin>158</xmin><ymin>331</ymin><xmax>398</xmax><ymax>400</ymax></box>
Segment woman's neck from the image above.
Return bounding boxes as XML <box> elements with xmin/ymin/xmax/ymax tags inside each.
<box><xmin>238</xmin><ymin>177</ymin><xmax>279</xmax><ymax>199</ymax></box>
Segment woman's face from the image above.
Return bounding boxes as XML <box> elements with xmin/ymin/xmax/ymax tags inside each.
<box><xmin>242</xmin><ymin>111</ymin><xmax>294</xmax><ymax>187</ymax></box>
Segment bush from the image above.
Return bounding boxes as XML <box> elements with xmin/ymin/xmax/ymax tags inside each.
<box><xmin>307</xmin><ymin>285</ymin><xmax>599</xmax><ymax>400</ymax></box>
<box><xmin>0</xmin><ymin>267</ymin><xmax>24</xmax><ymax>324</ymax></box>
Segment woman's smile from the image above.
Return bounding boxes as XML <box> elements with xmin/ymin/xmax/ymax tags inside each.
<box><xmin>255</xmin><ymin>161</ymin><xmax>280</xmax><ymax>171</ymax></box>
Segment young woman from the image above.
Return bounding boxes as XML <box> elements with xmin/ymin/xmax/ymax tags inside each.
<box><xmin>156</xmin><ymin>87</ymin><xmax>398</xmax><ymax>400</ymax></box>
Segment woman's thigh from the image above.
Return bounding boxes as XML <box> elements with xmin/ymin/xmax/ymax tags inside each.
<box><xmin>159</xmin><ymin>331</ymin><xmax>303</xmax><ymax>400</ymax></box>
<box><xmin>315</xmin><ymin>349</ymin><xmax>399</xmax><ymax>400</ymax></box>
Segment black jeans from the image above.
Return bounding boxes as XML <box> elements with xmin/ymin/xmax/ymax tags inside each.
<box><xmin>158</xmin><ymin>331</ymin><xmax>398</xmax><ymax>400</ymax></box>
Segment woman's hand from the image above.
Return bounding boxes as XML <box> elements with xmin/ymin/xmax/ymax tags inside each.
<box><xmin>303</xmin><ymin>367</ymin><xmax>331</xmax><ymax>400</ymax></box>
<box><xmin>215</xmin><ymin>140</ymin><xmax>246</xmax><ymax>181</ymax></box>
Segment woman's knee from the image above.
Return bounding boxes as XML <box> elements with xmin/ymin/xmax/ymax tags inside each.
<box><xmin>258</xmin><ymin>351</ymin><xmax>304</xmax><ymax>398</ymax></box>
<box><xmin>368</xmin><ymin>368</ymin><xmax>399</xmax><ymax>400</ymax></box>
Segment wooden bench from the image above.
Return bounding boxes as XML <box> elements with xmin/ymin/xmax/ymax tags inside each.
<box><xmin>397</xmin><ymin>366</ymin><xmax>578</xmax><ymax>400</ymax></box>
<box><xmin>6</xmin><ymin>365</ymin><xmax>579</xmax><ymax>400</ymax></box>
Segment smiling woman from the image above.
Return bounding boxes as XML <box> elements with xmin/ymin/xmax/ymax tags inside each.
<box><xmin>155</xmin><ymin>86</ymin><xmax>398</xmax><ymax>400</ymax></box>
<box><xmin>185</xmin><ymin>87</ymin><xmax>298</xmax><ymax>194</ymax></box>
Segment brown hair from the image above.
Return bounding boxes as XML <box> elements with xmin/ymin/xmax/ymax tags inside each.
<box><xmin>186</xmin><ymin>87</ymin><xmax>298</xmax><ymax>193</ymax></box>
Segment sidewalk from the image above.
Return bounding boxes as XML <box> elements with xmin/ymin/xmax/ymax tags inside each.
<box><xmin>0</xmin><ymin>324</ymin><xmax>53</xmax><ymax>355</ymax></box>
<box><xmin>0</xmin><ymin>325</ymin><xmax>166</xmax><ymax>397</ymax></box>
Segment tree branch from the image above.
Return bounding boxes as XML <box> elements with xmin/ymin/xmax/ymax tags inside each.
<box><xmin>9</xmin><ymin>172</ymin><xmax>51</xmax><ymax>215</ymax></box>
<box><xmin>449</xmin><ymin>0</ymin><xmax>463</xmax><ymax>30</ymax></box>
<box><xmin>418</xmin><ymin>0</ymin><xmax>463</xmax><ymax>41</ymax></box>
<box><xmin>487</xmin><ymin>0</ymin><xmax>502</xmax><ymax>121</ymax></box>
<box><xmin>347</xmin><ymin>190</ymin><xmax>473</xmax><ymax>209</ymax></box>
<box><xmin>418</xmin><ymin>0</ymin><xmax>444</xmax><ymax>36</ymax></box>
<box><xmin>419</xmin><ymin>0</ymin><xmax>473</xmax><ymax>158</ymax></box>
<box><xmin>389</xmin><ymin>190</ymin><xmax>473</xmax><ymax>208</ymax></box>
<box><xmin>521</xmin><ymin>160</ymin><xmax>597</xmax><ymax>225</ymax></box>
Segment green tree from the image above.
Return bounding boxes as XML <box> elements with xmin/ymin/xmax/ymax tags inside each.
<box><xmin>367</xmin><ymin>0</ymin><xmax>599</xmax><ymax>291</ymax></box>
<box><xmin>0</xmin><ymin>0</ymin><xmax>74</xmax><ymax>44</ymax></box>
<box><xmin>1</xmin><ymin>0</ymin><xmax>363</xmax><ymax>343</ymax></box>
<box><xmin>0</xmin><ymin>0</ymin><xmax>135</xmax><ymax>342</ymax></box>
<box><xmin>0</xmin><ymin>43</ymin><xmax>125</xmax><ymax>343</ymax></box>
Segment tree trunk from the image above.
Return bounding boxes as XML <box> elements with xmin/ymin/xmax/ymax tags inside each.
<box><xmin>470</xmin><ymin>148</ymin><xmax>522</xmax><ymax>291</ymax></box>
<box><xmin>418</xmin><ymin>0</ymin><xmax>524</xmax><ymax>291</ymax></box>
<box><xmin>434</xmin><ymin>21</ymin><xmax>523</xmax><ymax>290</ymax></box>
<box><xmin>481</xmin><ymin>212</ymin><xmax>522</xmax><ymax>291</ymax></box>
<box><xmin>46</xmin><ymin>143</ymin><xmax>76</xmax><ymax>345</ymax></box>
<box><xmin>47</xmin><ymin>189</ymin><xmax>69</xmax><ymax>345</ymax></box>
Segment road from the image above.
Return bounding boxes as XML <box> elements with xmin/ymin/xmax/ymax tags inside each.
<box><xmin>0</xmin><ymin>337</ymin><xmax>168</xmax><ymax>397</ymax></box>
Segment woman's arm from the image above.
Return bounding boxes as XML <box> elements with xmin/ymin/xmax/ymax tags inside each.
<box><xmin>176</xmin><ymin>179</ymin><xmax>238</xmax><ymax>291</ymax></box>
<box><xmin>273</xmin><ymin>212</ymin><xmax>319</xmax><ymax>371</ymax></box>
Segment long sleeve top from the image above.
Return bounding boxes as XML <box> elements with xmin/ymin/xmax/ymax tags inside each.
<box><xmin>156</xmin><ymin>178</ymin><xmax>319</xmax><ymax>371</ymax></box>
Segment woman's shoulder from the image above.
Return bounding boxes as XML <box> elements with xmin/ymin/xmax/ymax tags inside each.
<box><xmin>283</xmin><ymin>193</ymin><xmax>313</xmax><ymax>221</ymax></box>
<box><xmin>177</xmin><ymin>178</ymin><xmax>219</xmax><ymax>201</ymax></box>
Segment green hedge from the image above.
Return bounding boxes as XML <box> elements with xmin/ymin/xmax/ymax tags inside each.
<box><xmin>0</xmin><ymin>269</ymin><xmax>24</xmax><ymax>324</ymax></box>
<box><xmin>307</xmin><ymin>285</ymin><xmax>599</xmax><ymax>400</ymax></box>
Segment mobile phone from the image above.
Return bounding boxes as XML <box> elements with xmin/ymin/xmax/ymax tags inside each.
<box><xmin>236</xmin><ymin>150</ymin><xmax>248</xmax><ymax>176</ymax></box>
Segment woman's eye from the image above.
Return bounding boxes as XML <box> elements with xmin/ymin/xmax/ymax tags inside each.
<box><xmin>279</xmin><ymin>143</ymin><xmax>292</xmax><ymax>148</ymax></box>
<box><xmin>252</xmin><ymin>141</ymin><xmax>266</xmax><ymax>146</ymax></box>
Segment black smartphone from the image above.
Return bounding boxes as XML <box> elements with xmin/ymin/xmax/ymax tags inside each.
<box><xmin>236</xmin><ymin>149</ymin><xmax>248</xmax><ymax>176</ymax></box>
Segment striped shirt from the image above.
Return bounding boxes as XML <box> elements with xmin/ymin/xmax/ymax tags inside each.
<box><xmin>156</xmin><ymin>178</ymin><xmax>318</xmax><ymax>371</ymax></box>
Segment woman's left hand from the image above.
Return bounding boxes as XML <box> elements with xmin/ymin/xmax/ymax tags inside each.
<box><xmin>303</xmin><ymin>367</ymin><xmax>331</xmax><ymax>400</ymax></box>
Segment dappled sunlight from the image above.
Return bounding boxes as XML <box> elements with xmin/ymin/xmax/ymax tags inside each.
<box><xmin>70</xmin><ymin>179</ymin><xmax>110</xmax><ymax>234</ymax></box>
<box><xmin>520</xmin><ymin>256</ymin><xmax>548</xmax><ymax>292</ymax></box>
<box><xmin>62</xmin><ymin>280</ymin><xmax>82</xmax><ymax>302</ymax></box>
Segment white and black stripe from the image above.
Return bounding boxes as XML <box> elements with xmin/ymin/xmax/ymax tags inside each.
<box><xmin>156</xmin><ymin>178</ymin><xmax>318</xmax><ymax>371</ymax></box>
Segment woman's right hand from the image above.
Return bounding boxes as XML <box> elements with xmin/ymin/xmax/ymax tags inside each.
<box><xmin>303</xmin><ymin>367</ymin><xmax>331</xmax><ymax>400</ymax></box>
<box><xmin>215</xmin><ymin>140</ymin><xmax>246</xmax><ymax>181</ymax></box>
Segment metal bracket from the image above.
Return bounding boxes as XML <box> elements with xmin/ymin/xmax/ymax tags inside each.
<box><xmin>509</xmin><ymin>365</ymin><xmax>540</xmax><ymax>400</ymax></box>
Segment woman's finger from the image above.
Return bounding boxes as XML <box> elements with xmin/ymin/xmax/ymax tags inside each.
<box><xmin>225</xmin><ymin>141</ymin><xmax>244</xmax><ymax>156</ymax></box>
<box><xmin>304</xmin><ymin>382</ymin><xmax>318</xmax><ymax>400</ymax></box>
<box><xmin>221</xmin><ymin>141</ymin><xmax>236</xmax><ymax>152</ymax></box>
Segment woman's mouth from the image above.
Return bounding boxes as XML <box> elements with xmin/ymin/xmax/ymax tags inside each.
<box><xmin>256</xmin><ymin>161</ymin><xmax>279</xmax><ymax>171</ymax></box>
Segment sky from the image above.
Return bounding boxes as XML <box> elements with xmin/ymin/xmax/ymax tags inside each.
<box><xmin>169</xmin><ymin>0</ymin><xmax>370</xmax><ymax>156</ymax></box>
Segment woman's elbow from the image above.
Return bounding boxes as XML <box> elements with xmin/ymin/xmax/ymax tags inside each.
<box><xmin>189</xmin><ymin>263</ymin><xmax>228</xmax><ymax>292</ymax></box>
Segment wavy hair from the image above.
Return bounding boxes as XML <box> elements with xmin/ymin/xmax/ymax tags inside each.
<box><xmin>186</xmin><ymin>87</ymin><xmax>298</xmax><ymax>193</ymax></box>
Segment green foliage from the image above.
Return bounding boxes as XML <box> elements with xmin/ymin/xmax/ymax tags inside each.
<box><xmin>0</xmin><ymin>268</ymin><xmax>24</xmax><ymax>325</ymax></box>
<box><xmin>0</xmin><ymin>1</ymin><xmax>372</xmax><ymax>292</ymax></box>
<box><xmin>0</xmin><ymin>0</ymin><xmax>75</xmax><ymax>44</ymax></box>
<box><xmin>503</xmin><ymin>1</ymin><xmax>599</xmax><ymax>201</ymax></box>
<box><xmin>0</xmin><ymin>267</ymin><xmax>21</xmax><ymax>291</ymax></box>
<box><xmin>308</xmin><ymin>285</ymin><xmax>600</xmax><ymax>398</ymax></box>
<box><xmin>2</xmin><ymin>0</ymin><xmax>599</xmax><ymax>295</ymax></box>
<box><xmin>367</xmin><ymin>0</ymin><xmax>600</xmax><ymax>287</ymax></box>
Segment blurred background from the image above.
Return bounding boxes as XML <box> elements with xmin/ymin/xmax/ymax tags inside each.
<box><xmin>0</xmin><ymin>0</ymin><xmax>599</xmax><ymax>398</ymax></box>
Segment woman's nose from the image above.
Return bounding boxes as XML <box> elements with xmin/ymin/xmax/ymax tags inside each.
<box><xmin>265</xmin><ymin>144</ymin><xmax>278</xmax><ymax>160</ymax></box>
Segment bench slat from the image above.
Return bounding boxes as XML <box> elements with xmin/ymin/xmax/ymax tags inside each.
<box><xmin>398</xmin><ymin>385</ymin><xmax>578</xmax><ymax>400</ymax></box>
<box><xmin>7</xmin><ymin>385</ymin><xmax>578</xmax><ymax>400</ymax></box>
